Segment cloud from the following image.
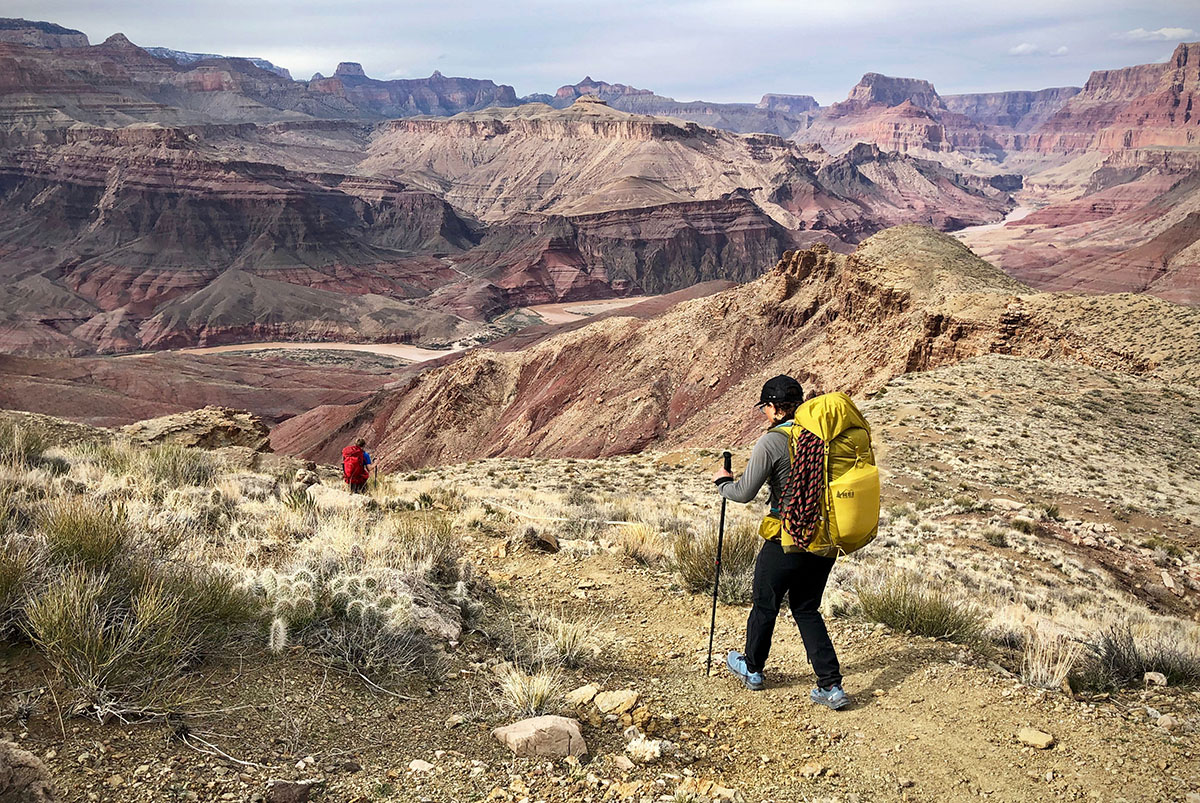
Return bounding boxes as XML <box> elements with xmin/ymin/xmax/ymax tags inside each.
<box><xmin>1008</xmin><ymin>43</ymin><xmax>1068</xmax><ymax>57</ymax></box>
<box><xmin>1114</xmin><ymin>26</ymin><xmax>1196</xmax><ymax>41</ymax></box>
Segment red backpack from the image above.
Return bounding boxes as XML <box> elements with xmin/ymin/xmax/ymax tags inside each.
<box><xmin>342</xmin><ymin>445</ymin><xmax>369</xmax><ymax>484</ymax></box>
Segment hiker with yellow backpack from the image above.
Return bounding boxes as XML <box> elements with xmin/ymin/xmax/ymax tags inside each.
<box><xmin>712</xmin><ymin>375</ymin><xmax>880</xmax><ymax>709</ymax></box>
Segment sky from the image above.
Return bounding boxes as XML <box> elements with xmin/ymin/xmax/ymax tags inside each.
<box><xmin>6</xmin><ymin>0</ymin><xmax>1200</xmax><ymax>104</ymax></box>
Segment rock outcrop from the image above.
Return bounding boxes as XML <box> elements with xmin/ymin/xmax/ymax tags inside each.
<box><xmin>272</xmin><ymin>226</ymin><xmax>1200</xmax><ymax>466</ymax></box>
<box><xmin>122</xmin><ymin>405</ymin><xmax>272</xmax><ymax>450</ymax></box>
<box><xmin>757</xmin><ymin>94</ymin><xmax>820</xmax><ymax>114</ymax></box>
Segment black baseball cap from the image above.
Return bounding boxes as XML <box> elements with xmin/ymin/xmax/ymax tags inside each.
<box><xmin>757</xmin><ymin>375</ymin><xmax>804</xmax><ymax>407</ymax></box>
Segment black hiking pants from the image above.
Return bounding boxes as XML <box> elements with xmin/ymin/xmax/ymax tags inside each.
<box><xmin>744</xmin><ymin>539</ymin><xmax>842</xmax><ymax>688</ymax></box>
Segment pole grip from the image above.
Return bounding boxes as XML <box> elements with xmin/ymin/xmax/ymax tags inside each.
<box><xmin>722</xmin><ymin>450</ymin><xmax>732</xmax><ymax>472</ymax></box>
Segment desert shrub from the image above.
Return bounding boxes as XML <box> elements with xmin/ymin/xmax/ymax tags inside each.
<box><xmin>39</xmin><ymin>498</ymin><xmax>131</xmax><ymax>570</ymax></box>
<box><xmin>1021</xmin><ymin>628</ymin><xmax>1084</xmax><ymax>690</ymax></box>
<box><xmin>1073</xmin><ymin>623</ymin><xmax>1200</xmax><ymax>690</ymax></box>
<box><xmin>983</xmin><ymin>528</ymin><xmax>1009</xmax><ymax>548</ymax></box>
<box><xmin>856</xmin><ymin>573</ymin><xmax>985</xmax><ymax>643</ymax></box>
<box><xmin>493</xmin><ymin>665</ymin><xmax>562</xmax><ymax>716</ymax></box>
<box><xmin>672</xmin><ymin>521</ymin><xmax>758</xmax><ymax>604</ymax></box>
<box><xmin>564</xmin><ymin>487</ymin><xmax>593</xmax><ymax>507</ymax></box>
<box><xmin>1010</xmin><ymin>517</ymin><xmax>1038</xmax><ymax>536</ymax></box>
<box><xmin>311</xmin><ymin>607</ymin><xmax>436</xmax><ymax>681</ymax></box>
<box><xmin>619</xmin><ymin>522</ymin><xmax>667</xmax><ymax>566</ymax></box>
<box><xmin>24</xmin><ymin>563</ymin><xmax>251</xmax><ymax>715</ymax></box>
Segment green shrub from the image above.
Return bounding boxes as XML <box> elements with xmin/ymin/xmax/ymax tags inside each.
<box><xmin>856</xmin><ymin>573</ymin><xmax>985</xmax><ymax>643</ymax></box>
<box><xmin>39</xmin><ymin>498</ymin><xmax>131</xmax><ymax>570</ymax></box>
<box><xmin>983</xmin><ymin>528</ymin><xmax>1009</xmax><ymax>548</ymax></box>
<box><xmin>672</xmin><ymin>521</ymin><xmax>759</xmax><ymax>604</ymax></box>
<box><xmin>1073</xmin><ymin>624</ymin><xmax>1200</xmax><ymax>691</ymax></box>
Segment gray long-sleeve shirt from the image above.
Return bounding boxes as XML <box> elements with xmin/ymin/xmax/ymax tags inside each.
<box><xmin>719</xmin><ymin>426</ymin><xmax>792</xmax><ymax>512</ymax></box>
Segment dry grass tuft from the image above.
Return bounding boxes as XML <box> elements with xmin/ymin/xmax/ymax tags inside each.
<box><xmin>619</xmin><ymin>522</ymin><xmax>668</xmax><ymax>565</ymax></box>
<box><xmin>493</xmin><ymin>665</ymin><xmax>563</xmax><ymax>717</ymax></box>
<box><xmin>530</xmin><ymin>609</ymin><xmax>605</xmax><ymax>668</ymax></box>
<box><xmin>1074</xmin><ymin>623</ymin><xmax>1200</xmax><ymax>690</ymax></box>
<box><xmin>1021</xmin><ymin>627</ymin><xmax>1084</xmax><ymax>690</ymax></box>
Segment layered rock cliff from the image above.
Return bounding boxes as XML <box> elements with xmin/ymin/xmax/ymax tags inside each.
<box><xmin>942</xmin><ymin>87</ymin><xmax>1081</xmax><ymax>132</ymax></box>
<box><xmin>0</xmin><ymin>18</ymin><xmax>89</xmax><ymax>48</ymax></box>
<box><xmin>1017</xmin><ymin>42</ymin><xmax>1200</xmax><ymax>154</ymax></box>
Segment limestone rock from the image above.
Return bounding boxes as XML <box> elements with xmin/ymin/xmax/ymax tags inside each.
<box><xmin>0</xmin><ymin>741</ymin><xmax>57</xmax><ymax>802</ymax></box>
<box><xmin>1144</xmin><ymin>671</ymin><xmax>1168</xmax><ymax>687</ymax></box>
<box><xmin>123</xmin><ymin>406</ymin><xmax>271</xmax><ymax>451</ymax></box>
<box><xmin>594</xmin><ymin>689</ymin><xmax>638</xmax><ymax>715</ymax></box>
<box><xmin>1158</xmin><ymin>715</ymin><xmax>1181</xmax><ymax>733</ymax></box>
<box><xmin>492</xmin><ymin>716</ymin><xmax>587</xmax><ymax>758</ymax></box>
<box><xmin>565</xmin><ymin>684</ymin><xmax>599</xmax><ymax>707</ymax></box>
<box><xmin>1016</xmin><ymin>727</ymin><xmax>1055</xmax><ymax>749</ymax></box>
<box><xmin>408</xmin><ymin>759</ymin><xmax>435</xmax><ymax>773</ymax></box>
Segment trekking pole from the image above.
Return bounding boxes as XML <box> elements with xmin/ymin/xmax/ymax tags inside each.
<box><xmin>706</xmin><ymin>450</ymin><xmax>732</xmax><ymax>677</ymax></box>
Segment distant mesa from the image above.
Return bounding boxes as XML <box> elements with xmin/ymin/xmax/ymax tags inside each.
<box><xmin>0</xmin><ymin>17</ymin><xmax>89</xmax><ymax>47</ymax></box>
<box><xmin>757</xmin><ymin>93</ymin><xmax>820</xmax><ymax>114</ymax></box>
<box><xmin>555</xmin><ymin>76</ymin><xmax>655</xmax><ymax>101</ymax></box>
<box><xmin>844</xmin><ymin>73</ymin><xmax>945</xmax><ymax>111</ymax></box>
<box><xmin>334</xmin><ymin>61</ymin><xmax>367</xmax><ymax>78</ymax></box>
<box><xmin>145</xmin><ymin>46</ymin><xmax>293</xmax><ymax>79</ymax></box>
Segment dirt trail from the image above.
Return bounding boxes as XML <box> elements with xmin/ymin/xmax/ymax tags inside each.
<box><xmin>504</xmin><ymin>549</ymin><xmax>1199</xmax><ymax>802</ymax></box>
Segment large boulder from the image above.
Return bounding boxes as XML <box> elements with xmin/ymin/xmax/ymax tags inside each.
<box><xmin>122</xmin><ymin>406</ymin><xmax>271</xmax><ymax>451</ymax></box>
<box><xmin>0</xmin><ymin>741</ymin><xmax>57</xmax><ymax>802</ymax></box>
<box><xmin>492</xmin><ymin>716</ymin><xmax>588</xmax><ymax>758</ymax></box>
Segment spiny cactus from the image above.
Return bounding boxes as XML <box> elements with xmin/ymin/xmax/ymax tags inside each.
<box><xmin>267</xmin><ymin>616</ymin><xmax>289</xmax><ymax>654</ymax></box>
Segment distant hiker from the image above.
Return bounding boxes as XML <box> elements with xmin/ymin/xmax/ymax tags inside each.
<box><xmin>713</xmin><ymin>375</ymin><xmax>851</xmax><ymax>710</ymax></box>
<box><xmin>342</xmin><ymin>438</ymin><xmax>372</xmax><ymax>493</ymax></box>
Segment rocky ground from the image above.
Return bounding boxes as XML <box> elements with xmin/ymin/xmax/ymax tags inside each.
<box><xmin>1</xmin><ymin>352</ymin><xmax>1198</xmax><ymax>802</ymax></box>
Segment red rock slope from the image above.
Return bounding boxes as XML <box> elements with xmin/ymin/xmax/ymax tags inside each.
<box><xmin>272</xmin><ymin>226</ymin><xmax>1200</xmax><ymax>467</ymax></box>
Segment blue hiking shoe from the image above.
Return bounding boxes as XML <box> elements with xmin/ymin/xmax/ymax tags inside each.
<box><xmin>725</xmin><ymin>650</ymin><xmax>765</xmax><ymax>691</ymax></box>
<box><xmin>810</xmin><ymin>684</ymin><xmax>851</xmax><ymax>710</ymax></box>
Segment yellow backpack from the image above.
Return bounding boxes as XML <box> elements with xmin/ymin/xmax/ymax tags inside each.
<box><xmin>759</xmin><ymin>392</ymin><xmax>880</xmax><ymax>557</ymax></box>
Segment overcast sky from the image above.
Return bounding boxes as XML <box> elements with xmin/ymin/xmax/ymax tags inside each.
<box><xmin>8</xmin><ymin>0</ymin><xmax>1200</xmax><ymax>103</ymax></box>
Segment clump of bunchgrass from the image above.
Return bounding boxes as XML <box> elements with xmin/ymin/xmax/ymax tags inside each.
<box><xmin>530</xmin><ymin>609</ymin><xmax>605</xmax><ymax>668</ymax></box>
<box><xmin>141</xmin><ymin>443</ymin><xmax>216</xmax><ymax>487</ymax></box>
<box><xmin>39</xmin><ymin>497</ymin><xmax>131</xmax><ymax>570</ymax></box>
<box><xmin>619</xmin><ymin>522</ymin><xmax>668</xmax><ymax>565</ymax></box>
<box><xmin>0</xmin><ymin>539</ymin><xmax>38</xmax><ymax>633</ymax></box>
<box><xmin>856</xmin><ymin>573</ymin><xmax>986</xmax><ymax>644</ymax></box>
<box><xmin>493</xmin><ymin>664</ymin><xmax>563</xmax><ymax>717</ymax></box>
<box><xmin>23</xmin><ymin>563</ymin><xmax>253</xmax><ymax>716</ymax></box>
<box><xmin>672</xmin><ymin>521</ymin><xmax>758</xmax><ymax>604</ymax></box>
<box><xmin>0</xmin><ymin>420</ymin><xmax>46</xmax><ymax>469</ymax></box>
